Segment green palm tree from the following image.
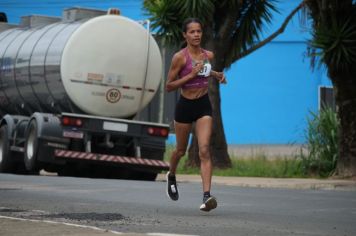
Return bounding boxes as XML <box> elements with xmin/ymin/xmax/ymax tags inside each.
<box><xmin>143</xmin><ymin>0</ymin><xmax>303</xmax><ymax>168</ymax></box>
<box><xmin>303</xmin><ymin>0</ymin><xmax>356</xmax><ymax>177</ymax></box>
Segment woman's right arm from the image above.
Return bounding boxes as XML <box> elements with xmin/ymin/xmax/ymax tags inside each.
<box><xmin>166</xmin><ymin>52</ymin><xmax>203</xmax><ymax>92</ymax></box>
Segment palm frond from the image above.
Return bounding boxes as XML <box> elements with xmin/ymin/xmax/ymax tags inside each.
<box><xmin>225</xmin><ymin>0</ymin><xmax>279</xmax><ymax>67</ymax></box>
<box><xmin>218</xmin><ymin>0</ymin><xmax>244</xmax><ymax>10</ymax></box>
<box><xmin>181</xmin><ymin>0</ymin><xmax>215</xmax><ymax>21</ymax></box>
<box><xmin>143</xmin><ymin>0</ymin><xmax>215</xmax><ymax>46</ymax></box>
<box><xmin>143</xmin><ymin>0</ymin><xmax>184</xmax><ymax>45</ymax></box>
<box><xmin>309</xmin><ymin>12</ymin><xmax>356</xmax><ymax>73</ymax></box>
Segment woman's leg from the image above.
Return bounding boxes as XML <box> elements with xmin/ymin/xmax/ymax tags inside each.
<box><xmin>166</xmin><ymin>121</ymin><xmax>192</xmax><ymax>201</ymax></box>
<box><xmin>195</xmin><ymin>115</ymin><xmax>217</xmax><ymax>211</ymax></box>
<box><xmin>195</xmin><ymin>116</ymin><xmax>213</xmax><ymax>192</ymax></box>
<box><xmin>169</xmin><ymin>121</ymin><xmax>192</xmax><ymax>175</ymax></box>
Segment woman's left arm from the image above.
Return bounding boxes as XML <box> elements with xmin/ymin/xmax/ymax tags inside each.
<box><xmin>211</xmin><ymin>70</ymin><xmax>227</xmax><ymax>84</ymax></box>
<box><xmin>207</xmin><ymin>51</ymin><xmax>227</xmax><ymax>84</ymax></box>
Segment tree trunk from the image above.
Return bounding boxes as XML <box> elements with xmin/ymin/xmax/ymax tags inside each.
<box><xmin>333</xmin><ymin>75</ymin><xmax>356</xmax><ymax>177</ymax></box>
<box><xmin>208</xmin><ymin>78</ymin><xmax>232</xmax><ymax>168</ymax></box>
<box><xmin>186</xmin><ymin>71</ymin><xmax>232</xmax><ymax>169</ymax></box>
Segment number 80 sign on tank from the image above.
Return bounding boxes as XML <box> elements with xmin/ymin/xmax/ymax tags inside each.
<box><xmin>106</xmin><ymin>88</ymin><xmax>121</xmax><ymax>103</ymax></box>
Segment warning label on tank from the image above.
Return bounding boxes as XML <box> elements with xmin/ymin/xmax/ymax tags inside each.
<box><xmin>122</xmin><ymin>95</ymin><xmax>135</xmax><ymax>100</ymax></box>
<box><xmin>87</xmin><ymin>73</ymin><xmax>104</xmax><ymax>83</ymax></box>
<box><xmin>91</xmin><ymin>91</ymin><xmax>105</xmax><ymax>97</ymax></box>
<box><xmin>106</xmin><ymin>88</ymin><xmax>121</xmax><ymax>103</ymax></box>
<box><xmin>104</xmin><ymin>73</ymin><xmax>123</xmax><ymax>86</ymax></box>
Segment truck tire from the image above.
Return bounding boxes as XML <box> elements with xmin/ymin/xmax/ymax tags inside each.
<box><xmin>24</xmin><ymin>120</ymin><xmax>40</xmax><ymax>173</ymax></box>
<box><xmin>0</xmin><ymin>124</ymin><xmax>15</xmax><ymax>173</ymax></box>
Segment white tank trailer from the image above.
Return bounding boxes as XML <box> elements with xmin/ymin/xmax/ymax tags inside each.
<box><xmin>0</xmin><ymin>8</ymin><xmax>169</xmax><ymax>180</ymax></box>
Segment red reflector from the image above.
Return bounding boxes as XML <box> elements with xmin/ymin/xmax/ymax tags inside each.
<box><xmin>62</xmin><ymin>117</ymin><xmax>70</xmax><ymax>125</ymax></box>
<box><xmin>61</xmin><ymin>117</ymin><xmax>83</xmax><ymax>127</ymax></box>
<box><xmin>75</xmin><ymin>119</ymin><xmax>83</xmax><ymax>127</ymax></box>
<box><xmin>147</xmin><ymin>127</ymin><xmax>169</xmax><ymax>137</ymax></box>
<box><xmin>147</xmin><ymin>127</ymin><xmax>155</xmax><ymax>135</ymax></box>
<box><xmin>160</xmin><ymin>128</ymin><xmax>169</xmax><ymax>137</ymax></box>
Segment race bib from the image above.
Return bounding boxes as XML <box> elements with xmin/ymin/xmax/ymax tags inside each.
<box><xmin>197</xmin><ymin>62</ymin><xmax>212</xmax><ymax>77</ymax></box>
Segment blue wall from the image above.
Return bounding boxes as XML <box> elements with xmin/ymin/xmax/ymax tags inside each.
<box><xmin>222</xmin><ymin>1</ymin><xmax>331</xmax><ymax>144</ymax></box>
<box><xmin>1</xmin><ymin>0</ymin><xmax>332</xmax><ymax>145</ymax></box>
<box><xmin>223</xmin><ymin>42</ymin><xmax>326</xmax><ymax>144</ymax></box>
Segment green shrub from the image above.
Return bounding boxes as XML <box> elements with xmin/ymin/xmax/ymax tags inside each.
<box><xmin>300</xmin><ymin>106</ymin><xmax>340</xmax><ymax>177</ymax></box>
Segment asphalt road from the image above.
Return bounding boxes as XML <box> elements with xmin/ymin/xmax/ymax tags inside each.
<box><xmin>0</xmin><ymin>173</ymin><xmax>356</xmax><ymax>236</ymax></box>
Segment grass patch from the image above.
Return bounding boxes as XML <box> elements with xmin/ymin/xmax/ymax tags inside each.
<box><xmin>215</xmin><ymin>157</ymin><xmax>305</xmax><ymax>178</ymax></box>
<box><xmin>164</xmin><ymin>145</ymin><xmax>307</xmax><ymax>178</ymax></box>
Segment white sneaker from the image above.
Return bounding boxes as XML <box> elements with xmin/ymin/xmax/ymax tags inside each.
<box><xmin>200</xmin><ymin>196</ymin><xmax>217</xmax><ymax>212</ymax></box>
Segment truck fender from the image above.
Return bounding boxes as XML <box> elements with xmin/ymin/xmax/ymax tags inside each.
<box><xmin>24</xmin><ymin>112</ymin><xmax>68</xmax><ymax>169</ymax></box>
<box><xmin>0</xmin><ymin>114</ymin><xmax>29</xmax><ymax>173</ymax></box>
<box><xmin>27</xmin><ymin>112</ymin><xmax>63</xmax><ymax>139</ymax></box>
<box><xmin>0</xmin><ymin>114</ymin><xmax>30</xmax><ymax>141</ymax></box>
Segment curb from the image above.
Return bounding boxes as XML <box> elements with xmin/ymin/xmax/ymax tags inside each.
<box><xmin>156</xmin><ymin>174</ymin><xmax>356</xmax><ymax>190</ymax></box>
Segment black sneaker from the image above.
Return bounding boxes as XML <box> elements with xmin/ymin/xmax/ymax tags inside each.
<box><xmin>166</xmin><ymin>172</ymin><xmax>179</xmax><ymax>201</ymax></box>
<box><xmin>200</xmin><ymin>195</ymin><xmax>217</xmax><ymax>212</ymax></box>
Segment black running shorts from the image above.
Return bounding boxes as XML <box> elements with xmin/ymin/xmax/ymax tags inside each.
<box><xmin>174</xmin><ymin>93</ymin><xmax>212</xmax><ymax>123</ymax></box>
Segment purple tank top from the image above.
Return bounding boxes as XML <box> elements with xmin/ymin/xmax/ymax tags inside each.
<box><xmin>179</xmin><ymin>48</ymin><xmax>210</xmax><ymax>89</ymax></box>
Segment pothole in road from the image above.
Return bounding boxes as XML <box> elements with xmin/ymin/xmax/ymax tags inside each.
<box><xmin>0</xmin><ymin>207</ymin><xmax>126</xmax><ymax>222</ymax></box>
<box><xmin>0</xmin><ymin>188</ymin><xmax>22</xmax><ymax>191</ymax></box>
<box><xmin>0</xmin><ymin>208</ymin><xmax>26</xmax><ymax>213</ymax></box>
<box><xmin>0</xmin><ymin>207</ymin><xmax>158</xmax><ymax>228</ymax></box>
<box><xmin>44</xmin><ymin>212</ymin><xmax>126</xmax><ymax>221</ymax></box>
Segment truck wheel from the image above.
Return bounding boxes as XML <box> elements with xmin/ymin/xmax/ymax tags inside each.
<box><xmin>24</xmin><ymin>120</ymin><xmax>40</xmax><ymax>172</ymax></box>
<box><xmin>0</xmin><ymin>124</ymin><xmax>15</xmax><ymax>173</ymax></box>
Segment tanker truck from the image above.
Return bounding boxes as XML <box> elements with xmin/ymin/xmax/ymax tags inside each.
<box><xmin>0</xmin><ymin>8</ymin><xmax>170</xmax><ymax>180</ymax></box>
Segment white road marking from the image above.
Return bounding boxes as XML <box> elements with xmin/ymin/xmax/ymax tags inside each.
<box><xmin>0</xmin><ymin>215</ymin><xmax>198</xmax><ymax>236</ymax></box>
<box><xmin>0</xmin><ymin>215</ymin><xmax>124</xmax><ymax>234</ymax></box>
<box><xmin>31</xmin><ymin>209</ymin><xmax>47</xmax><ymax>213</ymax></box>
<box><xmin>147</xmin><ymin>234</ymin><xmax>198</xmax><ymax>236</ymax></box>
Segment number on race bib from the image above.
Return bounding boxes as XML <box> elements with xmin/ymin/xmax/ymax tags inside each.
<box><xmin>198</xmin><ymin>63</ymin><xmax>212</xmax><ymax>77</ymax></box>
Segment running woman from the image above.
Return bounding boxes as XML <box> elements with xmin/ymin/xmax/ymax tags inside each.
<box><xmin>165</xmin><ymin>18</ymin><xmax>226</xmax><ymax>212</ymax></box>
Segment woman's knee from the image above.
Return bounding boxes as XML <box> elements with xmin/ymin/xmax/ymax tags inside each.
<box><xmin>174</xmin><ymin>148</ymin><xmax>186</xmax><ymax>158</ymax></box>
<box><xmin>199</xmin><ymin>145</ymin><xmax>210</xmax><ymax>160</ymax></box>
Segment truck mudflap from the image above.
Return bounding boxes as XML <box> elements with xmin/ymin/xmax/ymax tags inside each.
<box><xmin>54</xmin><ymin>149</ymin><xmax>169</xmax><ymax>170</ymax></box>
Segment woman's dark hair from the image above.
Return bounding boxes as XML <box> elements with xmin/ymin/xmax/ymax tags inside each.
<box><xmin>182</xmin><ymin>18</ymin><xmax>202</xmax><ymax>33</ymax></box>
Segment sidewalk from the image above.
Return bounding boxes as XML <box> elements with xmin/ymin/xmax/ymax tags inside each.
<box><xmin>156</xmin><ymin>174</ymin><xmax>356</xmax><ymax>190</ymax></box>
